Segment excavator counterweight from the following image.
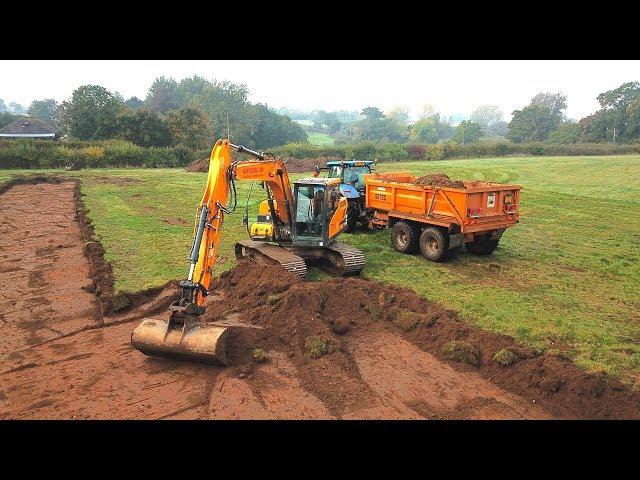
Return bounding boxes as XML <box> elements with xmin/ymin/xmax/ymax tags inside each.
<box><xmin>131</xmin><ymin>139</ymin><xmax>365</xmax><ymax>365</ymax></box>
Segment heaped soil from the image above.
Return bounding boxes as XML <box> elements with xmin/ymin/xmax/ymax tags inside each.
<box><xmin>185</xmin><ymin>156</ymin><xmax>337</xmax><ymax>175</ymax></box>
<box><xmin>185</xmin><ymin>158</ymin><xmax>209</xmax><ymax>173</ymax></box>
<box><xmin>2</xmin><ymin>177</ymin><xmax>640</xmax><ymax>419</ymax></box>
<box><xmin>414</xmin><ymin>173</ymin><xmax>466</xmax><ymax>189</ymax></box>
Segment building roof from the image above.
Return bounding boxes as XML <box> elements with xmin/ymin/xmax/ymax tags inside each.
<box><xmin>0</xmin><ymin>117</ymin><xmax>58</xmax><ymax>138</ymax></box>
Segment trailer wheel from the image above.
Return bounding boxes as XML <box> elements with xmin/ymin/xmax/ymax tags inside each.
<box><xmin>419</xmin><ymin>227</ymin><xmax>448</xmax><ymax>261</ymax></box>
<box><xmin>345</xmin><ymin>199</ymin><xmax>359</xmax><ymax>232</ymax></box>
<box><xmin>391</xmin><ymin>221</ymin><xmax>420</xmax><ymax>254</ymax></box>
<box><xmin>465</xmin><ymin>235</ymin><xmax>499</xmax><ymax>255</ymax></box>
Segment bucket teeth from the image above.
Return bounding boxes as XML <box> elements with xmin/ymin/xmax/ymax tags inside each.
<box><xmin>131</xmin><ymin>314</ymin><xmax>229</xmax><ymax>365</ymax></box>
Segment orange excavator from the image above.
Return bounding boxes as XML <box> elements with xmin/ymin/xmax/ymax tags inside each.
<box><xmin>131</xmin><ymin>139</ymin><xmax>364</xmax><ymax>364</ymax></box>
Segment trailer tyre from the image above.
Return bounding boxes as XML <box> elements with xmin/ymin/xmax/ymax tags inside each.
<box><xmin>419</xmin><ymin>227</ymin><xmax>448</xmax><ymax>261</ymax></box>
<box><xmin>465</xmin><ymin>235</ymin><xmax>499</xmax><ymax>255</ymax></box>
<box><xmin>391</xmin><ymin>221</ymin><xmax>420</xmax><ymax>254</ymax></box>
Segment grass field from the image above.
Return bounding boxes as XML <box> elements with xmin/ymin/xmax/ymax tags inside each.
<box><xmin>2</xmin><ymin>154</ymin><xmax>640</xmax><ymax>386</ymax></box>
<box><xmin>306</xmin><ymin>132</ymin><xmax>335</xmax><ymax>146</ymax></box>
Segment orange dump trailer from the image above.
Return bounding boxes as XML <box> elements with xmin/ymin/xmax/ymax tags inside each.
<box><xmin>363</xmin><ymin>172</ymin><xmax>522</xmax><ymax>261</ymax></box>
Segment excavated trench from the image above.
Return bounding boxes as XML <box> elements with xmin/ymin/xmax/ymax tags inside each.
<box><xmin>1</xmin><ymin>176</ymin><xmax>639</xmax><ymax>419</ymax></box>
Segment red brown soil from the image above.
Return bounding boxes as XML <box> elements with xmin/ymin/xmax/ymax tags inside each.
<box><xmin>185</xmin><ymin>158</ymin><xmax>209</xmax><ymax>173</ymax></box>
<box><xmin>414</xmin><ymin>173</ymin><xmax>466</xmax><ymax>189</ymax></box>
<box><xmin>2</xmin><ymin>178</ymin><xmax>640</xmax><ymax>419</ymax></box>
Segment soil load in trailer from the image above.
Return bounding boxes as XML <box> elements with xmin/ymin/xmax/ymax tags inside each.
<box><xmin>2</xmin><ymin>177</ymin><xmax>640</xmax><ymax>419</ymax></box>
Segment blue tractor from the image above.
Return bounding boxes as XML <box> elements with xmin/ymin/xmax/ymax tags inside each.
<box><xmin>314</xmin><ymin>160</ymin><xmax>375</xmax><ymax>232</ymax></box>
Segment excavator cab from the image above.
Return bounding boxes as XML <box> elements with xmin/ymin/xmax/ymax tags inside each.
<box><xmin>292</xmin><ymin>178</ymin><xmax>346</xmax><ymax>247</ymax></box>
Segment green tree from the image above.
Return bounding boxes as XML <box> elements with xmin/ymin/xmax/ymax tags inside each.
<box><xmin>27</xmin><ymin>98</ymin><xmax>59</xmax><ymax>125</ymax></box>
<box><xmin>597</xmin><ymin>81</ymin><xmax>640</xmax><ymax>110</ymax></box>
<box><xmin>548</xmin><ymin>122</ymin><xmax>580</xmax><ymax>144</ymax></box>
<box><xmin>124</xmin><ymin>97</ymin><xmax>144</xmax><ymax>109</ymax></box>
<box><xmin>625</xmin><ymin>97</ymin><xmax>640</xmax><ymax>141</ymax></box>
<box><xmin>250</xmin><ymin>104</ymin><xmax>308</xmax><ymax>148</ymax></box>
<box><xmin>507</xmin><ymin>104</ymin><xmax>562</xmax><ymax>143</ymax></box>
<box><xmin>115</xmin><ymin>108</ymin><xmax>172</xmax><ymax>147</ymax></box>
<box><xmin>0</xmin><ymin>111</ymin><xmax>18</xmax><ymax>128</ymax></box>
<box><xmin>317</xmin><ymin>111</ymin><xmax>341</xmax><ymax>134</ymax></box>
<box><xmin>0</xmin><ymin>99</ymin><xmax>7</xmax><ymax>112</ymax></box>
<box><xmin>531</xmin><ymin>92</ymin><xmax>567</xmax><ymax>119</ymax></box>
<box><xmin>353</xmin><ymin>113</ymin><xmax>406</xmax><ymax>142</ymax></box>
<box><xmin>176</xmin><ymin>75</ymin><xmax>210</xmax><ymax>106</ymax></box>
<box><xmin>361</xmin><ymin>106</ymin><xmax>385</xmax><ymax>119</ymax></box>
<box><xmin>145</xmin><ymin>76</ymin><xmax>179</xmax><ymax>113</ymax></box>
<box><xmin>410</xmin><ymin>117</ymin><xmax>438</xmax><ymax>143</ymax></box>
<box><xmin>580</xmin><ymin>82</ymin><xmax>640</xmax><ymax>142</ymax></box>
<box><xmin>470</xmin><ymin>105</ymin><xmax>502</xmax><ymax>128</ymax></box>
<box><xmin>453</xmin><ymin>121</ymin><xmax>483</xmax><ymax>145</ymax></box>
<box><xmin>470</xmin><ymin>105</ymin><xmax>507</xmax><ymax>137</ymax></box>
<box><xmin>189</xmin><ymin>80</ymin><xmax>254</xmax><ymax>145</ymax></box>
<box><xmin>165</xmin><ymin>106</ymin><xmax>212</xmax><ymax>150</ymax></box>
<box><xmin>9</xmin><ymin>102</ymin><xmax>26</xmax><ymax>114</ymax></box>
<box><xmin>59</xmin><ymin>85</ymin><xmax>123</xmax><ymax>140</ymax></box>
<box><xmin>387</xmin><ymin>106</ymin><xmax>410</xmax><ymax>124</ymax></box>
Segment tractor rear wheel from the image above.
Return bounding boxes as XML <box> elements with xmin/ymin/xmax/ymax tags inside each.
<box><xmin>465</xmin><ymin>235</ymin><xmax>499</xmax><ymax>255</ymax></box>
<box><xmin>345</xmin><ymin>200</ymin><xmax>360</xmax><ymax>232</ymax></box>
<box><xmin>391</xmin><ymin>221</ymin><xmax>420</xmax><ymax>254</ymax></box>
<box><xmin>419</xmin><ymin>227</ymin><xmax>448</xmax><ymax>261</ymax></box>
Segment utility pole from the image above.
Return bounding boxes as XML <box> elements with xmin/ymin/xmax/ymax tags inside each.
<box><xmin>613</xmin><ymin>127</ymin><xmax>617</xmax><ymax>143</ymax></box>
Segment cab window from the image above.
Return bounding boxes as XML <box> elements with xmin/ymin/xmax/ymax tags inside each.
<box><xmin>295</xmin><ymin>185</ymin><xmax>325</xmax><ymax>236</ymax></box>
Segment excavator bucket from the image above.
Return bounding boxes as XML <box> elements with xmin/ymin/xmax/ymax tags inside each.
<box><xmin>131</xmin><ymin>313</ymin><xmax>229</xmax><ymax>365</ymax></box>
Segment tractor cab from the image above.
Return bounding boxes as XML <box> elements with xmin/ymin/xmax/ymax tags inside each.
<box><xmin>291</xmin><ymin>177</ymin><xmax>345</xmax><ymax>247</ymax></box>
<box><xmin>314</xmin><ymin>160</ymin><xmax>375</xmax><ymax>231</ymax></box>
<box><xmin>314</xmin><ymin>160</ymin><xmax>375</xmax><ymax>197</ymax></box>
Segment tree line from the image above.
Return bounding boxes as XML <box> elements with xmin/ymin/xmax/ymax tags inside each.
<box><xmin>304</xmin><ymin>104</ymin><xmax>506</xmax><ymax>146</ymax></box>
<box><xmin>2</xmin><ymin>79</ymin><xmax>638</xmax><ymax>150</ymax></box>
<box><xmin>0</xmin><ymin>76</ymin><xmax>308</xmax><ymax>149</ymax></box>
<box><xmin>281</xmin><ymin>81</ymin><xmax>640</xmax><ymax>146</ymax></box>
<box><xmin>507</xmin><ymin>82</ymin><xmax>640</xmax><ymax>144</ymax></box>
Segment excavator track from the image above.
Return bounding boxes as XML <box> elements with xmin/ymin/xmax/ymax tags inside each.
<box><xmin>235</xmin><ymin>240</ymin><xmax>365</xmax><ymax>277</ymax></box>
<box><xmin>235</xmin><ymin>240</ymin><xmax>308</xmax><ymax>277</ymax></box>
<box><xmin>323</xmin><ymin>242</ymin><xmax>366</xmax><ymax>276</ymax></box>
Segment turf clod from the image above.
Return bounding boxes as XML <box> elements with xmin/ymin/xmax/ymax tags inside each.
<box><xmin>443</xmin><ymin>340</ymin><xmax>480</xmax><ymax>366</ymax></box>
<box><xmin>493</xmin><ymin>348</ymin><xmax>520</xmax><ymax>366</ymax></box>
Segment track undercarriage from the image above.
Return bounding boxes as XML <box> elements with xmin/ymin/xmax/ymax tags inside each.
<box><xmin>235</xmin><ymin>240</ymin><xmax>365</xmax><ymax>278</ymax></box>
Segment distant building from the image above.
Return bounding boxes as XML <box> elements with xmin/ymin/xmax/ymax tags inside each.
<box><xmin>0</xmin><ymin>117</ymin><xmax>59</xmax><ymax>139</ymax></box>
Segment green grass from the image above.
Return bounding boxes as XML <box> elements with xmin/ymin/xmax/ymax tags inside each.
<box><xmin>2</xmin><ymin>154</ymin><xmax>640</xmax><ymax>387</ymax></box>
<box><xmin>306</xmin><ymin>132</ymin><xmax>335</xmax><ymax>146</ymax></box>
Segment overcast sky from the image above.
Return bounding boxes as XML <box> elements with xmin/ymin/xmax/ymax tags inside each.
<box><xmin>1</xmin><ymin>60</ymin><xmax>638</xmax><ymax>121</ymax></box>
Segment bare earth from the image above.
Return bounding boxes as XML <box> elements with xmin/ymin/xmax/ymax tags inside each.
<box><xmin>0</xmin><ymin>181</ymin><xmax>554</xmax><ymax>419</ymax></box>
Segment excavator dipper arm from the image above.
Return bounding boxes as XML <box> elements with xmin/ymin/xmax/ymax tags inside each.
<box><xmin>132</xmin><ymin>140</ymin><xmax>248</xmax><ymax>365</ymax></box>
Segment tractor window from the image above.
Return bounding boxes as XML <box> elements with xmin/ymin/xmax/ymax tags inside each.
<box><xmin>344</xmin><ymin>166</ymin><xmax>370</xmax><ymax>191</ymax></box>
<box><xmin>328</xmin><ymin>166</ymin><xmax>343</xmax><ymax>179</ymax></box>
<box><xmin>295</xmin><ymin>185</ymin><xmax>325</xmax><ymax>236</ymax></box>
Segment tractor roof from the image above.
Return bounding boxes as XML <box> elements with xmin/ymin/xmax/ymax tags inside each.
<box><xmin>295</xmin><ymin>177</ymin><xmax>341</xmax><ymax>186</ymax></box>
<box><xmin>326</xmin><ymin>160</ymin><xmax>373</xmax><ymax>166</ymax></box>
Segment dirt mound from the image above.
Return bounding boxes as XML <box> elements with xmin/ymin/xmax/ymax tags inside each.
<box><xmin>281</xmin><ymin>157</ymin><xmax>341</xmax><ymax>174</ymax></box>
<box><xmin>185</xmin><ymin>158</ymin><xmax>209</xmax><ymax>173</ymax></box>
<box><xmin>206</xmin><ymin>261</ymin><xmax>640</xmax><ymax>419</ymax></box>
<box><xmin>414</xmin><ymin>173</ymin><xmax>466</xmax><ymax>189</ymax></box>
